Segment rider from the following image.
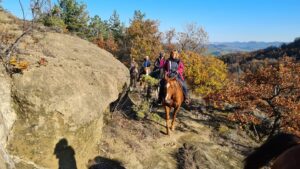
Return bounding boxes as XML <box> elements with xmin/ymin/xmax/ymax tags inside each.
<box><xmin>158</xmin><ymin>50</ymin><xmax>189</xmax><ymax>104</ymax></box>
<box><xmin>153</xmin><ymin>52</ymin><xmax>165</xmax><ymax>79</ymax></box>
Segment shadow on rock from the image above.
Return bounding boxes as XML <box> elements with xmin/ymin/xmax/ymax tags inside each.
<box><xmin>88</xmin><ymin>156</ymin><xmax>125</xmax><ymax>169</ymax></box>
<box><xmin>54</xmin><ymin>138</ymin><xmax>77</xmax><ymax>169</ymax></box>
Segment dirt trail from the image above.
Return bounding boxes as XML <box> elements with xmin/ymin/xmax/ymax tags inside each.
<box><xmin>97</xmin><ymin>99</ymin><xmax>256</xmax><ymax>169</ymax></box>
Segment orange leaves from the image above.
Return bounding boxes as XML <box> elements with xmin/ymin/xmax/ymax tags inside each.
<box><xmin>38</xmin><ymin>58</ymin><xmax>48</xmax><ymax>66</ymax></box>
<box><xmin>207</xmin><ymin>56</ymin><xmax>300</xmax><ymax>136</ymax></box>
<box><xmin>10</xmin><ymin>56</ymin><xmax>29</xmax><ymax>71</ymax></box>
<box><xmin>127</xmin><ymin>19</ymin><xmax>162</xmax><ymax>63</ymax></box>
<box><xmin>94</xmin><ymin>34</ymin><xmax>119</xmax><ymax>55</ymax></box>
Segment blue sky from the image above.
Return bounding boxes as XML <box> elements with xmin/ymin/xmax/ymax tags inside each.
<box><xmin>2</xmin><ymin>0</ymin><xmax>300</xmax><ymax>42</ymax></box>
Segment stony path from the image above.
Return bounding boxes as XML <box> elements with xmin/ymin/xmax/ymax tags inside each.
<box><xmin>98</xmin><ymin>102</ymin><xmax>252</xmax><ymax>169</ymax></box>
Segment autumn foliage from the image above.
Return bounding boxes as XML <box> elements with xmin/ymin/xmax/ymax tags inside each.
<box><xmin>207</xmin><ymin>56</ymin><xmax>300</xmax><ymax>137</ymax></box>
<box><xmin>181</xmin><ymin>51</ymin><xmax>228</xmax><ymax>96</ymax></box>
<box><xmin>126</xmin><ymin>15</ymin><xmax>162</xmax><ymax>63</ymax></box>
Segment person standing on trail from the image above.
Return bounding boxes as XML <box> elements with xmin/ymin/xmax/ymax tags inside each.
<box><xmin>130</xmin><ymin>58</ymin><xmax>139</xmax><ymax>88</ymax></box>
<box><xmin>142</xmin><ymin>55</ymin><xmax>151</xmax><ymax>69</ymax></box>
<box><xmin>158</xmin><ymin>50</ymin><xmax>190</xmax><ymax>104</ymax></box>
<box><xmin>141</xmin><ymin>55</ymin><xmax>151</xmax><ymax>75</ymax></box>
<box><xmin>153</xmin><ymin>52</ymin><xmax>166</xmax><ymax>79</ymax></box>
<box><xmin>130</xmin><ymin>58</ymin><xmax>138</xmax><ymax>73</ymax></box>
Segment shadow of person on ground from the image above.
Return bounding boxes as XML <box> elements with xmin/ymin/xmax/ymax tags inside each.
<box><xmin>88</xmin><ymin>156</ymin><xmax>125</xmax><ymax>169</ymax></box>
<box><xmin>54</xmin><ymin>138</ymin><xmax>77</xmax><ymax>169</ymax></box>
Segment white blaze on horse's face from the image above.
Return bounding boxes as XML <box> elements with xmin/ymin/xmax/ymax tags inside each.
<box><xmin>166</xmin><ymin>82</ymin><xmax>170</xmax><ymax>89</ymax></box>
<box><xmin>165</xmin><ymin>82</ymin><xmax>170</xmax><ymax>100</ymax></box>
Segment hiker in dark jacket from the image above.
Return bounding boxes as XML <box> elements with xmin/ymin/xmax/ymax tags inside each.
<box><xmin>153</xmin><ymin>52</ymin><xmax>165</xmax><ymax>79</ymax></box>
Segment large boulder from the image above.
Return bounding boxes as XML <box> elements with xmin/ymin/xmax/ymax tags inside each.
<box><xmin>7</xmin><ymin>31</ymin><xmax>129</xmax><ymax>168</ymax></box>
<box><xmin>0</xmin><ymin>65</ymin><xmax>16</xmax><ymax>169</ymax></box>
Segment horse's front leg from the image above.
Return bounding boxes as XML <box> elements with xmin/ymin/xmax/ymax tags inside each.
<box><xmin>171</xmin><ymin>106</ymin><xmax>181</xmax><ymax>131</ymax></box>
<box><xmin>165</xmin><ymin>106</ymin><xmax>171</xmax><ymax>135</ymax></box>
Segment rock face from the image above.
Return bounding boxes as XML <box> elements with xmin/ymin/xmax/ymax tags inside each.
<box><xmin>5</xmin><ymin>31</ymin><xmax>129</xmax><ymax>168</ymax></box>
<box><xmin>0</xmin><ymin>65</ymin><xmax>16</xmax><ymax>169</ymax></box>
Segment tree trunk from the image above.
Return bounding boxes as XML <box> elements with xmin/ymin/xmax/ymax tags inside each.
<box><xmin>268</xmin><ymin>114</ymin><xmax>281</xmax><ymax>140</ymax></box>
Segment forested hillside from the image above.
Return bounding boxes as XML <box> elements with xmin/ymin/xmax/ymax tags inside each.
<box><xmin>221</xmin><ymin>38</ymin><xmax>300</xmax><ymax>73</ymax></box>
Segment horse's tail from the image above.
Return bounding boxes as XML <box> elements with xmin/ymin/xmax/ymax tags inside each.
<box><xmin>244</xmin><ymin>133</ymin><xmax>300</xmax><ymax>169</ymax></box>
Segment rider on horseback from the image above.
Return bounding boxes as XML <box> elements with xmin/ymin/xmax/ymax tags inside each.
<box><xmin>153</xmin><ymin>52</ymin><xmax>166</xmax><ymax>79</ymax></box>
<box><xmin>158</xmin><ymin>50</ymin><xmax>190</xmax><ymax>104</ymax></box>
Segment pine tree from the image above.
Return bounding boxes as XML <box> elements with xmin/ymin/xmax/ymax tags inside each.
<box><xmin>58</xmin><ymin>0</ymin><xmax>89</xmax><ymax>34</ymax></box>
<box><xmin>88</xmin><ymin>15</ymin><xmax>109</xmax><ymax>40</ymax></box>
<box><xmin>108</xmin><ymin>10</ymin><xmax>125</xmax><ymax>41</ymax></box>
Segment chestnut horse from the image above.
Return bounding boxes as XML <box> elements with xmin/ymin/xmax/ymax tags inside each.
<box><xmin>162</xmin><ymin>75</ymin><xmax>184</xmax><ymax>135</ymax></box>
<box><xmin>244</xmin><ymin>133</ymin><xmax>300</xmax><ymax>169</ymax></box>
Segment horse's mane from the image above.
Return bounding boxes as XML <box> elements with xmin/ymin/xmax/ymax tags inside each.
<box><xmin>244</xmin><ymin>133</ymin><xmax>300</xmax><ymax>169</ymax></box>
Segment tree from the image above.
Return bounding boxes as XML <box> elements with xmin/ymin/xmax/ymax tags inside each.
<box><xmin>181</xmin><ymin>51</ymin><xmax>228</xmax><ymax>96</ymax></box>
<box><xmin>132</xmin><ymin>10</ymin><xmax>145</xmax><ymax>22</ymax></box>
<box><xmin>177</xmin><ymin>23</ymin><xmax>209</xmax><ymax>54</ymax></box>
<box><xmin>126</xmin><ymin>10</ymin><xmax>162</xmax><ymax>63</ymax></box>
<box><xmin>88</xmin><ymin>15</ymin><xmax>109</xmax><ymax>41</ymax></box>
<box><xmin>163</xmin><ymin>28</ymin><xmax>176</xmax><ymax>51</ymax></box>
<box><xmin>58</xmin><ymin>0</ymin><xmax>89</xmax><ymax>34</ymax></box>
<box><xmin>30</xmin><ymin>0</ymin><xmax>52</xmax><ymax>21</ymax></box>
<box><xmin>41</xmin><ymin>4</ymin><xmax>66</xmax><ymax>30</ymax></box>
<box><xmin>207</xmin><ymin>56</ymin><xmax>300</xmax><ymax>138</ymax></box>
<box><xmin>108</xmin><ymin>10</ymin><xmax>125</xmax><ymax>41</ymax></box>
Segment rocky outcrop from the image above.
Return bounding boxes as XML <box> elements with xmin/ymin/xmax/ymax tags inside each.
<box><xmin>0</xmin><ymin>65</ymin><xmax>16</xmax><ymax>169</ymax></box>
<box><xmin>4</xmin><ymin>31</ymin><xmax>129</xmax><ymax>168</ymax></box>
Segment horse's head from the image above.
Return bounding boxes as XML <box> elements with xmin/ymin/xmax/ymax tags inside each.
<box><xmin>164</xmin><ymin>75</ymin><xmax>178</xmax><ymax>97</ymax></box>
<box><xmin>163</xmin><ymin>74</ymin><xmax>184</xmax><ymax>107</ymax></box>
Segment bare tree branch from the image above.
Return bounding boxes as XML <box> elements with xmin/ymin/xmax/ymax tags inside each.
<box><xmin>18</xmin><ymin>0</ymin><xmax>26</xmax><ymax>30</ymax></box>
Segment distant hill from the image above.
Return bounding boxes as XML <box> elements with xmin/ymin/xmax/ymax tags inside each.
<box><xmin>221</xmin><ymin>38</ymin><xmax>300</xmax><ymax>73</ymax></box>
<box><xmin>208</xmin><ymin>41</ymin><xmax>284</xmax><ymax>56</ymax></box>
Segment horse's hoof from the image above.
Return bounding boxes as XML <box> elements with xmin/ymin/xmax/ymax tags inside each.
<box><xmin>166</xmin><ymin>130</ymin><xmax>170</xmax><ymax>135</ymax></box>
<box><xmin>170</xmin><ymin>127</ymin><xmax>175</xmax><ymax>131</ymax></box>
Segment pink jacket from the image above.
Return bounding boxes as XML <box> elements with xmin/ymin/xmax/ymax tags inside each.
<box><xmin>159</xmin><ymin>58</ymin><xmax>166</xmax><ymax>68</ymax></box>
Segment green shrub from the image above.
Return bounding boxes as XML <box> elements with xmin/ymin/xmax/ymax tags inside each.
<box><xmin>149</xmin><ymin>113</ymin><xmax>162</xmax><ymax>123</ymax></box>
<box><xmin>132</xmin><ymin>101</ymin><xmax>150</xmax><ymax>120</ymax></box>
<box><xmin>42</xmin><ymin>16</ymin><xmax>66</xmax><ymax>30</ymax></box>
<box><xmin>141</xmin><ymin>75</ymin><xmax>159</xmax><ymax>87</ymax></box>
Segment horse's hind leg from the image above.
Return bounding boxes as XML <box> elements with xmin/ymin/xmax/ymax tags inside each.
<box><xmin>165</xmin><ymin>106</ymin><xmax>171</xmax><ymax>135</ymax></box>
<box><xmin>171</xmin><ymin>106</ymin><xmax>180</xmax><ymax>131</ymax></box>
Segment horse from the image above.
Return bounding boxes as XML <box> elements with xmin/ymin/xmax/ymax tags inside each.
<box><xmin>162</xmin><ymin>75</ymin><xmax>184</xmax><ymax>135</ymax></box>
<box><xmin>244</xmin><ymin>133</ymin><xmax>300</xmax><ymax>169</ymax></box>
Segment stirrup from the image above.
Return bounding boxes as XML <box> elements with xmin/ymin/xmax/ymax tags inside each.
<box><xmin>184</xmin><ymin>99</ymin><xmax>190</xmax><ymax>105</ymax></box>
<box><xmin>184</xmin><ymin>96</ymin><xmax>190</xmax><ymax>104</ymax></box>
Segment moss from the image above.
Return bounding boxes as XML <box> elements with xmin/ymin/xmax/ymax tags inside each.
<box><xmin>132</xmin><ymin>101</ymin><xmax>150</xmax><ymax>120</ymax></box>
<box><xmin>149</xmin><ymin>113</ymin><xmax>162</xmax><ymax>123</ymax></box>
<box><xmin>136</xmin><ymin>111</ymin><xmax>146</xmax><ymax>120</ymax></box>
<box><xmin>218</xmin><ymin>124</ymin><xmax>229</xmax><ymax>133</ymax></box>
